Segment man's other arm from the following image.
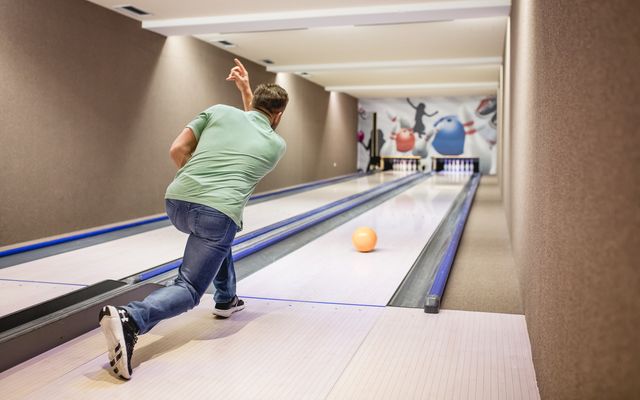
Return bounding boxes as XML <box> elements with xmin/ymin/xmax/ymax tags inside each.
<box><xmin>169</xmin><ymin>127</ymin><xmax>197</xmax><ymax>168</ymax></box>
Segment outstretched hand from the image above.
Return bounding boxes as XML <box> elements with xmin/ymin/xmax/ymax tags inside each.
<box><xmin>226</xmin><ymin>58</ymin><xmax>253</xmax><ymax>111</ymax></box>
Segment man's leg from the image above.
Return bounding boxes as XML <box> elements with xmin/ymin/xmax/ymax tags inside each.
<box><xmin>212</xmin><ymin>249</ymin><xmax>245</xmax><ymax>318</ymax></box>
<box><xmin>99</xmin><ymin>201</ymin><xmax>236</xmax><ymax>379</ymax></box>
<box><xmin>213</xmin><ymin>250</ymin><xmax>236</xmax><ymax>304</ymax></box>
<box><xmin>124</xmin><ymin>230</ymin><xmax>235</xmax><ymax>332</ymax></box>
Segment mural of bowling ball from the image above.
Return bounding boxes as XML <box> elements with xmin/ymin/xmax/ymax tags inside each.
<box><xmin>392</xmin><ymin>128</ymin><xmax>416</xmax><ymax>152</ymax></box>
<box><xmin>357</xmin><ymin>130</ymin><xmax>365</xmax><ymax>142</ymax></box>
<box><xmin>432</xmin><ymin>116</ymin><xmax>465</xmax><ymax>155</ymax></box>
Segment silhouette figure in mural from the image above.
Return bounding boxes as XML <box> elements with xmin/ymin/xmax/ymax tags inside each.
<box><xmin>359</xmin><ymin>129</ymin><xmax>385</xmax><ymax>153</ymax></box>
<box><xmin>358</xmin><ymin>128</ymin><xmax>386</xmax><ymax>172</ymax></box>
<box><xmin>407</xmin><ymin>98</ymin><xmax>439</xmax><ymax>138</ymax></box>
<box><xmin>357</xmin><ymin>107</ymin><xmax>386</xmax><ymax>154</ymax></box>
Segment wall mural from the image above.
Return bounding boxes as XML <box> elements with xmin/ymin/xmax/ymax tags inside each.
<box><xmin>357</xmin><ymin>96</ymin><xmax>498</xmax><ymax>174</ymax></box>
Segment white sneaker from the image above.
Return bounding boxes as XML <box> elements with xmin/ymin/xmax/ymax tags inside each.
<box><xmin>98</xmin><ymin>305</ymin><xmax>138</xmax><ymax>380</ymax></box>
<box><xmin>212</xmin><ymin>296</ymin><xmax>245</xmax><ymax>318</ymax></box>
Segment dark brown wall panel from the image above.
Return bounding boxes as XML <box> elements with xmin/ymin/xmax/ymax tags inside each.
<box><xmin>0</xmin><ymin>0</ymin><xmax>357</xmax><ymax>245</ymax></box>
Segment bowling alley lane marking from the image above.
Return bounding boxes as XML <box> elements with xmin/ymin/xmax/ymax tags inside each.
<box><xmin>239</xmin><ymin>295</ymin><xmax>385</xmax><ymax>308</ymax></box>
<box><xmin>0</xmin><ymin>277</ymin><xmax>88</xmax><ymax>287</ymax></box>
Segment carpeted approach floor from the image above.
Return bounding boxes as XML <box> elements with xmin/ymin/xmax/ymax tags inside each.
<box><xmin>441</xmin><ymin>176</ymin><xmax>523</xmax><ymax>314</ymax></box>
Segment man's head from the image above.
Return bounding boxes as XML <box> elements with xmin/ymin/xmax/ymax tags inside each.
<box><xmin>252</xmin><ymin>83</ymin><xmax>289</xmax><ymax>129</ymax></box>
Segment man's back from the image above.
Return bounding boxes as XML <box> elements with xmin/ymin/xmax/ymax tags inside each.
<box><xmin>166</xmin><ymin>104</ymin><xmax>286</xmax><ymax>229</ymax></box>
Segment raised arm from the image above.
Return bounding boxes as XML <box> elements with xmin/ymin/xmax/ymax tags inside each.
<box><xmin>425</xmin><ymin>109</ymin><xmax>439</xmax><ymax>117</ymax></box>
<box><xmin>169</xmin><ymin>127</ymin><xmax>197</xmax><ymax>169</ymax></box>
<box><xmin>226</xmin><ymin>58</ymin><xmax>253</xmax><ymax>111</ymax></box>
<box><xmin>406</xmin><ymin>97</ymin><xmax>417</xmax><ymax>110</ymax></box>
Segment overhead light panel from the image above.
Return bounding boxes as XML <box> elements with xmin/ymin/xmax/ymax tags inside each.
<box><xmin>114</xmin><ymin>5</ymin><xmax>152</xmax><ymax>17</ymax></box>
<box><xmin>268</xmin><ymin>57</ymin><xmax>503</xmax><ymax>73</ymax></box>
<box><xmin>142</xmin><ymin>1</ymin><xmax>510</xmax><ymax>36</ymax></box>
<box><xmin>325</xmin><ymin>82</ymin><xmax>499</xmax><ymax>92</ymax></box>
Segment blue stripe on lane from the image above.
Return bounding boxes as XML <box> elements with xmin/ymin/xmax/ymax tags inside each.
<box><xmin>0</xmin><ymin>173</ymin><xmax>364</xmax><ymax>258</ymax></box>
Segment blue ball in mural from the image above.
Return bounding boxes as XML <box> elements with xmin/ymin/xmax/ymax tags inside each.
<box><xmin>432</xmin><ymin>115</ymin><xmax>465</xmax><ymax>156</ymax></box>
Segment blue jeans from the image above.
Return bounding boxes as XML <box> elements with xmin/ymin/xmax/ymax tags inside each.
<box><xmin>124</xmin><ymin>199</ymin><xmax>238</xmax><ymax>334</ymax></box>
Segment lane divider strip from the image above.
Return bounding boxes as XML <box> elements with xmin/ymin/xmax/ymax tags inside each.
<box><xmin>424</xmin><ymin>173</ymin><xmax>481</xmax><ymax>313</ymax></box>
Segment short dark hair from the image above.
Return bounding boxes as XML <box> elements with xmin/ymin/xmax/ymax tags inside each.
<box><xmin>252</xmin><ymin>83</ymin><xmax>288</xmax><ymax>115</ymax></box>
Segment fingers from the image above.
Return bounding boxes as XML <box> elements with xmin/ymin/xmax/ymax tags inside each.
<box><xmin>226</xmin><ymin>69</ymin><xmax>241</xmax><ymax>81</ymax></box>
<box><xmin>233</xmin><ymin>58</ymin><xmax>247</xmax><ymax>73</ymax></box>
<box><xmin>227</xmin><ymin>64</ymin><xmax>246</xmax><ymax>82</ymax></box>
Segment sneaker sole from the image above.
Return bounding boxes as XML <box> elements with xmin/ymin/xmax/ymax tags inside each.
<box><xmin>99</xmin><ymin>306</ymin><xmax>131</xmax><ymax>380</ymax></box>
<box><xmin>212</xmin><ymin>303</ymin><xmax>245</xmax><ymax>318</ymax></box>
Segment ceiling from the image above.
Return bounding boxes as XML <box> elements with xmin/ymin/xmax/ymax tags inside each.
<box><xmin>86</xmin><ymin>1</ymin><xmax>510</xmax><ymax>98</ymax></box>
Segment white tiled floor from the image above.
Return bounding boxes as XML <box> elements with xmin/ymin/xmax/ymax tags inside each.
<box><xmin>328</xmin><ymin>308</ymin><xmax>540</xmax><ymax>400</ymax></box>
<box><xmin>1</xmin><ymin>298</ymin><xmax>383</xmax><ymax>400</ymax></box>
<box><xmin>0</xmin><ymin>300</ymin><xmax>539</xmax><ymax>400</ymax></box>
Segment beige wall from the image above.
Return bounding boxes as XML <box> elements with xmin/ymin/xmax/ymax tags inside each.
<box><xmin>504</xmin><ymin>1</ymin><xmax>640</xmax><ymax>398</ymax></box>
<box><xmin>0</xmin><ymin>0</ymin><xmax>357</xmax><ymax>246</ymax></box>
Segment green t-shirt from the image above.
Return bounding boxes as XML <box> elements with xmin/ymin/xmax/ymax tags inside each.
<box><xmin>165</xmin><ymin>104</ymin><xmax>286</xmax><ymax>229</ymax></box>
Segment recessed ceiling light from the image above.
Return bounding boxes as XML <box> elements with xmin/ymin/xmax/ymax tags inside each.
<box><xmin>297</xmin><ymin>72</ymin><xmax>312</xmax><ymax>78</ymax></box>
<box><xmin>261</xmin><ymin>59</ymin><xmax>275</xmax><ymax>65</ymax></box>
<box><xmin>114</xmin><ymin>5</ymin><xmax>152</xmax><ymax>17</ymax></box>
<box><xmin>217</xmin><ymin>40</ymin><xmax>236</xmax><ymax>48</ymax></box>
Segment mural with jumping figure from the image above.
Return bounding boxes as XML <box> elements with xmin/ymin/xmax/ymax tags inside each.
<box><xmin>357</xmin><ymin>96</ymin><xmax>499</xmax><ymax>174</ymax></box>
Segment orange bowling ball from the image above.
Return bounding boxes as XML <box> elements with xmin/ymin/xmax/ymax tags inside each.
<box><xmin>394</xmin><ymin>128</ymin><xmax>416</xmax><ymax>152</ymax></box>
<box><xmin>352</xmin><ymin>227</ymin><xmax>377</xmax><ymax>252</ymax></box>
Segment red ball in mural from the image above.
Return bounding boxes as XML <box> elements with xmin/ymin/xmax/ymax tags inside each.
<box><xmin>394</xmin><ymin>128</ymin><xmax>416</xmax><ymax>152</ymax></box>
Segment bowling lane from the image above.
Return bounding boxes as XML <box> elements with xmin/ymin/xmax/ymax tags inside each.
<box><xmin>242</xmin><ymin>171</ymin><xmax>401</xmax><ymax>234</ymax></box>
<box><xmin>0</xmin><ymin>280</ymin><xmax>86</xmax><ymax>318</ymax></box>
<box><xmin>237</xmin><ymin>174</ymin><xmax>471</xmax><ymax>306</ymax></box>
<box><xmin>0</xmin><ymin>172</ymin><xmax>404</xmax><ymax>317</ymax></box>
